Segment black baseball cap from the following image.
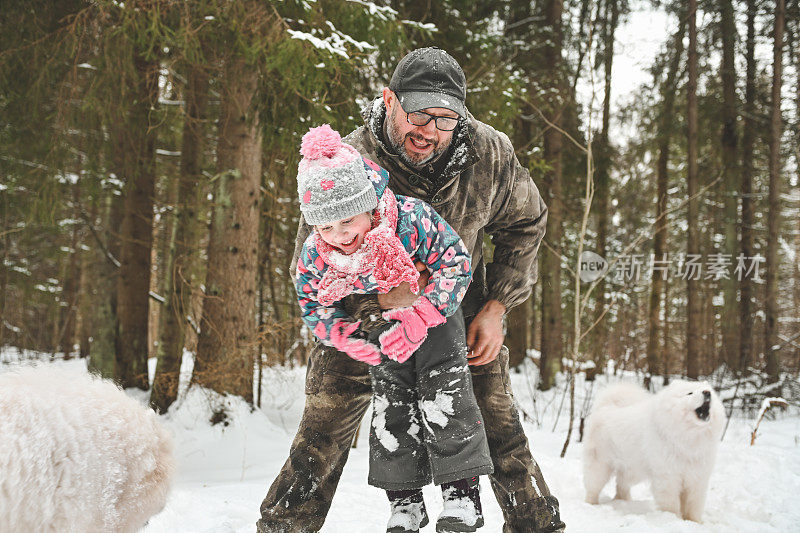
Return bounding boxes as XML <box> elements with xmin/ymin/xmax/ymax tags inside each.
<box><xmin>389</xmin><ymin>47</ymin><xmax>467</xmax><ymax>117</ymax></box>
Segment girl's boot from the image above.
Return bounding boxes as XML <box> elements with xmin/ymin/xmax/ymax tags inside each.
<box><xmin>436</xmin><ymin>477</ymin><xmax>483</xmax><ymax>532</ymax></box>
<box><xmin>386</xmin><ymin>488</ymin><xmax>428</xmax><ymax>533</ymax></box>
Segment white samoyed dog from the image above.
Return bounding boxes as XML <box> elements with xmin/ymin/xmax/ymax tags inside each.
<box><xmin>0</xmin><ymin>366</ymin><xmax>175</xmax><ymax>532</ymax></box>
<box><xmin>583</xmin><ymin>380</ymin><xmax>725</xmax><ymax>522</ymax></box>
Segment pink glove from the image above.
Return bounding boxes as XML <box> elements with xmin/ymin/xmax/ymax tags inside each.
<box><xmin>329</xmin><ymin>321</ymin><xmax>381</xmax><ymax>366</ymax></box>
<box><xmin>378</xmin><ymin>296</ymin><xmax>446</xmax><ymax>363</ymax></box>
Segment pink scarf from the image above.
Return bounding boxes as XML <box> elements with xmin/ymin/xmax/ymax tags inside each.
<box><xmin>314</xmin><ymin>188</ymin><xmax>420</xmax><ymax>306</ymax></box>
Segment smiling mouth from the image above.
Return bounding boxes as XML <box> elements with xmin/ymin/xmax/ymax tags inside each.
<box><xmin>338</xmin><ymin>237</ymin><xmax>357</xmax><ymax>248</ymax></box>
<box><xmin>408</xmin><ymin>136</ymin><xmax>433</xmax><ymax>151</ymax></box>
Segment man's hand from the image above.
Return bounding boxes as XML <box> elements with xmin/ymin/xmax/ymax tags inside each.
<box><xmin>377</xmin><ymin>261</ymin><xmax>430</xmax><ymax>310</ymax></box>
<box><xmin>467</xmin><ymin>300</ymin><xmax>506</xmax><ymax>366</ymax></box>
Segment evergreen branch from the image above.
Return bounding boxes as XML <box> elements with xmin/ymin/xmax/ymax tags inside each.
<box><xmin>78</xmin><ymin>206</ymin><xmax>120</xmax><ymax>268</ymax></box>
<box><xmin>0</xmin><ymin>227</ymin><xmax>25</xmax><ymax>238</ymax></box>
<box><xmin>518</xmin><ymin>97</ymin><xmax>588</xmax><ymax>154</ymax></box>
<box><xmin>579</xmin><ymin>292</ymin><xmax>618</xmax><ymax>344</ymax></box>
<box><xmin>540</xmin><ymin>239</ymin><xmax>576</xmax><ymax>279</ymax></box>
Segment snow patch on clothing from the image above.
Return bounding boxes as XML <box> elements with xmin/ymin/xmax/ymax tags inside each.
<box><xmin>407</xmin><ymin>420</ymin><xmax>421</xmax><ymax>444</ymax></box>
<box><xmin>531</xmin><ymin>475</ymin><xmax>545</xmax><ymax>497</ymax></box>
<box><xmin>419</xmin><ymin>392</ymin><xmax>455</xmax><ymax>428</ymax></box>
<box><xmin>372</xmin><ymin>395</ymin><xmax>399</xmax><ymax>452</ymax></box>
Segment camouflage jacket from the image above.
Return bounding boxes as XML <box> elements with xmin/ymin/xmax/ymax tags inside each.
<box><xmin>292</xmin><ymin>97</ymin><xmax>547</xmax><ymax>320</ymax></box>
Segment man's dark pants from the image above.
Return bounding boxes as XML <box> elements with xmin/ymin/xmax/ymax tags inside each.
<box><xmin>257</xmin><ymin>314</ymin><xmax>564</xmax><ymax>533</ymax></box>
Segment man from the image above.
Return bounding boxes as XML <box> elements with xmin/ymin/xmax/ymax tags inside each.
<box><xmin>258</xmin><ymin>47</ymin><xmax>565</xmax><ymax>533</ymax></box>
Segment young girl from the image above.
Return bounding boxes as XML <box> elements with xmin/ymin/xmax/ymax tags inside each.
<box><xmin>294</xmin><ymin>124</ymin><xmax>493</xmax><ymax>533</ymax></box>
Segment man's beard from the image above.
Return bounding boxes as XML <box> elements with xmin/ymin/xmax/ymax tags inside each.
<box><xmin>385</xmin><ymin>104</ymin><xmax>452</xmax><ymax>168</ymax></box>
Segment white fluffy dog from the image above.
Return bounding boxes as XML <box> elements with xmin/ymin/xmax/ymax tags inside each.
<box><xmin>583</xmin><ymin>380</ymin><xmax>725</xmax><ymax>522</ymax></box>
<box><xmin>0</xmin><ymin>366</ymin><xmax>175</xmax><ymax>532</ymax></box>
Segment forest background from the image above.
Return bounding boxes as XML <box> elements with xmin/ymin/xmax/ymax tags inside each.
<box><xmin>1</xmin><ymin>0</ymin><xmax>798</xmax><ymax>416</ymax></box>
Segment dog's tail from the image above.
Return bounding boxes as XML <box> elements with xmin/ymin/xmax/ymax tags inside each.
<box><xmin>593</xmin><ymin>382</ymin><xmax>650</xmax><ymax>411</ymax></box>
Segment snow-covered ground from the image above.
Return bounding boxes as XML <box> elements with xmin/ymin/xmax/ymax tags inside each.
<box><xmin>1</xmin><ymin>349</ymin><xmax>798</xmax><ymax>532</ymax></box>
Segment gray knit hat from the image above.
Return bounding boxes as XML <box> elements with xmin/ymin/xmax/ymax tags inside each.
<box><xmin>297</xmin><ymin>124</ymin><xmax>378</xmax><ymax>226</ymax></box>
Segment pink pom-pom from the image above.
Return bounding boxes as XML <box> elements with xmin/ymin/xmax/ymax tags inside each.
<box><xmin>300</xmin><ymin>124</ymin><xmax>342</xmax><ymax>160</ymax></box>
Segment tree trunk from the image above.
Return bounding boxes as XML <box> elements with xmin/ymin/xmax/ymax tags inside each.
<box><xmin>704</xmin><ymin>281</ymin><xmax>716</xmax><ymax>374</ymax></box>
<box><xmin>151</xmin><ymin>66</ymin><xmax>209</xmax><ymax>413</ymax></box>
<box><xmin>795</xmin><ymin>195</ymin><xmax>800</xmax><ymax>374</ymax></box>
<box><xmin>506</xmin><ymin>297</ymin><xmax>531</xmax><ymax>368</ymax></box>
<box><xmin>719</xmin><ymin>0</ymin><xmax>741</xmax><ymax>371</ymax></box>
<box><xmin>794</xmin><ymin>36</ymin><xmax>800</xmax><ymax>374</ymax></box>
<box><xmin>739</xmin><ymin>0</ymin><xmax>757</xmax><ymax>374</ymax></box>
<box><xmin>663</xmin><ymin>280</ymin><xmax>671</xmax><ymax>383</ymax></box>
<box><xmin>591</xmin><ymin>0</ymin><xmax>619</xmax><ymax>379</ymax></box>
<box><xmin>504</xmin><ymin>0</ymin><xmax>537</xmax><ymax>371</ymax></box>
<box><xmin>76</xmin><ymin>194</ymin><xmax>96</xmax><ymax>358</ymax></box>
<box><xmin>88</xmin><ymin>190</ymin><xmax>123</xmax><ymax>379</ymax></box>
<box><xmin>686</xmin><ymin>0</ymin><xmax>701</xmax><ymax>379</ymax></box>
<box><xmin>149</xmin><ymin>172</ymin><xmax>177</xmax><ymax>362</ymax></box>
<box><xmin>648</xmin><ymin>17</ymin><xmax>686</xmax><ymax>380</ymax></box>
<box><xmin>538</xmin><ymin>0</ymin><xmax>565</xmax><ymax>391</ymax></box>
<box><xmin>0</xmin><ymin>187</ymin><xmax>8</xmax><ymax>348</ymax></box>
<box><xmin>193</xmin><ymin>58</ymin><xmax>262</xmax><ymax>403</ymax></box>
<box><xmin>115</xmin><ymin>54</ymin><xmax>159</xmax><ymax>390</ymax></box>
<box><xmin>764</xmin><ymin>0</ymin><xmax>785</xmax><ymax>382</ymax></box>
<box><xmin>57</xmin><ymin>173</ymin><xmax>83</xmax><ymax>356</ymax></box>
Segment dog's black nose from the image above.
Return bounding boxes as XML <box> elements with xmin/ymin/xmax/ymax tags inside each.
<box><xmin>703</xmin><ymin>390</ymin><xmax>711</xmax><ymax>400</ymax></box>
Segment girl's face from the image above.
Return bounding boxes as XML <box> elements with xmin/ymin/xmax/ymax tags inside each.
<box><xmin>315</xmin><ymin>212</ymin><xmax>372</xmax><ymax>255</ymax></box>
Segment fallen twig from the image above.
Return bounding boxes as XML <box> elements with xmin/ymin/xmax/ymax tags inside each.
<box><xmin>750</xmin><ymin>397</ymin><xmax>788</xmax><ymax>445</ymax></box>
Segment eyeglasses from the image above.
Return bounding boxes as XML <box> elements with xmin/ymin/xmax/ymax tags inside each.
<box><xmin>406</xmin><ymin>110</ymin><xmax>459</xmax><ymax>131</ymax></box>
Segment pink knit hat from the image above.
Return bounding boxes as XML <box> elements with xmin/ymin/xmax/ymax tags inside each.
<box><xmin>297</xmin><ymin>125</ymin><xmax>378</xmax><ymax>226</ymax></box>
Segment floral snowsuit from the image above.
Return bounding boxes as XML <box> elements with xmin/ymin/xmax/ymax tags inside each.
<box><xmin>295</xmin><ymin>159</ymin><xmax>493</xmax><ymax>490</ymax></box>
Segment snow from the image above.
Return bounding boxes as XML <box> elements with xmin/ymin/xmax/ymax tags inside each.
<box><xmin>372</xmin><ymin>394</ymin><xmax>400</xmax><ymax>452</ymax></box>
<box><xmin>386</xmin><ymin>499</ymin><xmax>427</xmax><ymax>530</ymax></box>
<box><xmin>757</xmin><ymin>397</ymin><xmax>789</xmax><ymax>422</ymax></box>
<box><xmin>347</xmin><ymin>0</ymin><xmax>397</xmax><ymax>21</ymax></box>
<box><xmin>419</xmin><ymin>391</ymin><xmax>455</xmax><ymax>428</ymax></box>
<box><xmin>287</xmin><ymin>30</ymin><xmax>349</xmax><ymax>59</ymax></box>
<box><xmin>1</xmin><ymin>352</ymin><xmax>798</xmax><ymax>532</ymax></box>
<box><xmin>439</xmin><ymin>486</ymin><xmax>480</xmax><ymax>527</ymax></box>
<box><xmin>286</xmin><ymin>22</ymin><xmax>374</xmax><ymax>61</ymax></box>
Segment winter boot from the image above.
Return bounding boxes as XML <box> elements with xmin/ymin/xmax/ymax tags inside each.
<box><xmin>386</xmin><ymin>489</ymin><xmax>429</xmax><ymax>533</ymax></box>
<box><xmin>436</xmin><ymin>477</ymin><xmax>484</xmax><ymax>532</ymax></box>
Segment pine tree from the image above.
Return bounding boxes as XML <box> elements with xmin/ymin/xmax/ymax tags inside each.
<box><xmin>719</xmin><ymin>0</ymin><xmax>741</xmax><ymax>371</ymax></box>
<box><xmin>151</xmin><ymin>63</ymin><xmax>209</xmax><ymax>413</ymax></box>
<box><xmin>647</xmin><ymin>14</ymin><xmax>685</xmax><ymax>381</ymax></box>
<box><xmin>686</xmin><ymin>0</ymin><xmax>701</xmax><ymax>379</ymax></box>
<box><xmin>764</xmin><ymin>0</ymin><xmax>785</xmax><ymax>382</ymax></box>
<box><xmin>538</xmin><ymin>0</ymin><xmax>566</xmax><ymax>391</ymax></box>
<box><xmin>115</xmin><ymin>52</ymin><xmax>160</xmax><ymax>390</ymax></box>
<box><xmin>592</xmin><ymin>0</ymin><xmax>621</xmax><ymax>377</ymax></box>
<box><xmin>194</xmin><ymin>53</ymin><xmax>264</xmax><ymax>402</ymax></box>
<box><xmin>739</xmin><ymin>0</ymin><xmax>758</xmax><ymax>373</ymax></box>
